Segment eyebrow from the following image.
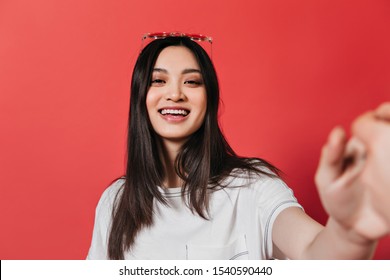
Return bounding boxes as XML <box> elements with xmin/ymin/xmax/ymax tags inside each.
<box><xmin>153</xmin><ymin>68</ymin><xmax>202</xmax><ymax>74</ymax></box>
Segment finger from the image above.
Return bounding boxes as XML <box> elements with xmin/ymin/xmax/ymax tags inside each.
<box><xmin>351</xmin><ymin>111</ymin><xmax>389</xmax><ymax>149</ymax></box>
<box><xmin>326</xmin><ymin>126</ymin><xmax>347</xmax><ymax>165</ymax></box>
<box><xmin>374</xmin><ymin>102</ymin><xmax>390</xmax><ymax>121</ymax></box>
<box><xmin>315</xmin><ymin>127</ymin><xmax>347</xmax><ymax>187</ymax></box>
<box><xmin>351</xmin><ymin>112</ymin><xmax>376</xmax><ymax>144</ymax></box>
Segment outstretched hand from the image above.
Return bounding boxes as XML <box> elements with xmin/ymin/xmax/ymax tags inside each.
<box><xmin>350</xmin><ymin>102</ymin><xmax>390</xmax><ymax>228</ymax></box>
<box><xmin>315</xmin><ymin>124</ymin><xmax>389</xmax><ymax>241</ymax></box>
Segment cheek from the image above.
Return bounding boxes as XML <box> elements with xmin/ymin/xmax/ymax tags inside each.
<box><xmin>198</xmin><ymin>93</ymin><xmax>207</xmax><ymax>118</ymax></box>
<box><xmin>146</xmin><ymin>89</ymin><xmax>159</xmax><ymax>113</ymax></box>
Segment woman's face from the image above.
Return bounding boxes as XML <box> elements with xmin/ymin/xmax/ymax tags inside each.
<box><xmin>146</xmin><ymin>46</ymin><xmax>207</xmax><ymax>146</ymax></box>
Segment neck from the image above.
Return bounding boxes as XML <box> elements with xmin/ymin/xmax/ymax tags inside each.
<box><xmin>159</xmin><ymin>139</ymin><xmax>185</xmax><ymax>188</ymax></box>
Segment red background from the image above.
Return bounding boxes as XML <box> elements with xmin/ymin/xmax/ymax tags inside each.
<box><xmin>0</xmin><ymin>0</ymin><xmax>389</xmax><ymax>259</ymax></box>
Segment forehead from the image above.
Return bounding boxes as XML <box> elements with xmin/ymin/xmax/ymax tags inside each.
<box><xmin>154</xmin><ymin>46</ymin><xmax>200</xmax><ymax>70</ymax></box>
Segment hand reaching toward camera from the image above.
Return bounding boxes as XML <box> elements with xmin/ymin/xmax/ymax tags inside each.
<box><xmin>350</xmin><ymin>102</ymin><xmax>390</xmax><ymax>228</ymax></box>
<box><xmin>315</xmin><ymin>117</ymin><xmax>389</xmax><ymax>242</ymax></box>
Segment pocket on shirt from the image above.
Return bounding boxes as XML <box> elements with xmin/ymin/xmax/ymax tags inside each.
<box><xmin>187</xmin><ymin>235</ymin><xmax>249</xmax><ymax>260</ymax></box>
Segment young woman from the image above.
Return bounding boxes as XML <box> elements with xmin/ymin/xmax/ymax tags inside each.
<box><xmin>87</xmin><ymin>34</ymin><xmax>378</xmax><ymax>260</ymax></box>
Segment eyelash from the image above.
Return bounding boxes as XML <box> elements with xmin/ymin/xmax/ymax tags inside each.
<box><xmin>150</xmin><ymin>79</ymin><xmax>203</xmax><ymax>85</ymax></box>
<box><xmin>151</xmin><ymin>79</ymin><xmax>165</xmax><ymax>84</ymax></box>
<box><xmin>185</xmin><ymin>80</ymin><xmax>203</xmax><ymax>85</ymax></box>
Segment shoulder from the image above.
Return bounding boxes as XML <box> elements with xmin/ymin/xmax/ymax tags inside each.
<box><xmin>87</xmin><ymin>178</ymin><xmax>125</xmax><ymax>260</ymax></box>
<box><xmin>95</xmin><ymin>178</ymin><xmax>125</xmax><ymax>214</ymax></box>
<box><xmin>223</xmin><ymin>167</ymin><xmax>297</xmax><ymax>202</ymax></box>
<box><xmin>226</xmin><ymin>163</ymin><xmax>281</xmax><ymax>187</ymax></box>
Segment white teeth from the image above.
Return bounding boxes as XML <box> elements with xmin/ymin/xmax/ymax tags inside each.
<box><xmin>160</xmin><ymin>109</ymin><xmax>189</xmax><ymax>116</ymax></box>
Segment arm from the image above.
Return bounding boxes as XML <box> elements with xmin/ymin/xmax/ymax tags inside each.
<box><xmin>273</xmin><ymin>208</ymin><xmax>376</xmax><ymax>259</ymax></box>
<box><xmin>273</xmin><ymin>121</ymin><xmax>385</xmax><ymax>259</ymax></box>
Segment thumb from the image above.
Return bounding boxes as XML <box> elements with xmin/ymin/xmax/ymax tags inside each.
<box><xmin>315</xmin><ymin>126</ymin><xmax>347</xmax><ymax>188</ymax></box>
<box><xmin>333</xmin><ymin>137</ymin><xmax>367</xmax><ymax>189</ymax></box>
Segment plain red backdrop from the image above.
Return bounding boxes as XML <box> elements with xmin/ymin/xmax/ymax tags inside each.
<box><xmin>0</xmin><ymin>0</ymin><xmax>389</xmax><ymax>259</ymax></box>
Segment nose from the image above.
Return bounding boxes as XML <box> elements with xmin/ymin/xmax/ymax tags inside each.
<box><xmin>165</xmin><ymin>81</ymin><xmax>185</xmax><ymax>102</ymax></box>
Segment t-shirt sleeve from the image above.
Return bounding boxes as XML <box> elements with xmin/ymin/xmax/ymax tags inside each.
<box><xmin>86</xmin><ymin>179</ymin><xmax>124</xmax><ymax>260</ymax></box>
<box><xmin>254</xmin><ymin>176</ymin><xmax>302</xmax><ymax>259</ymax></box>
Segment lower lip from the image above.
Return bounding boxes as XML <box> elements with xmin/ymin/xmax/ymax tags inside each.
<box><xmin>160</xmin><ymin>113</ymin><xmax>189</xmax><ymax>122</ymax></box>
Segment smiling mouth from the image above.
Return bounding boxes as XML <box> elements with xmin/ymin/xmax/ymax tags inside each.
<box><xmin>159</xmin><ymin>109</ymin><xmax>190</xmax><ymax>116</ymax></box>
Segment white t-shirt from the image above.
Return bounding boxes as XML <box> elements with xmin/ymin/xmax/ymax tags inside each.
<box><xmin>87</xmin><ymin>173</ymin><xmax>301</xmax><ymax>260</ymax></box>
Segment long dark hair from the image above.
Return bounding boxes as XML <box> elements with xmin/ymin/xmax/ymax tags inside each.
<box><xmin>108</xmin><ymin>37</ymin><xmax>280</xmax><ymax>259</ymax></box>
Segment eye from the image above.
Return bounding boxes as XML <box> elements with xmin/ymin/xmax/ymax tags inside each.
<box><xmin>184</xmin><ymin>80</ymin><xmax>203</xmax><ymax>87</ymax></box>
<box><xmin>150</xmin><ymin>79</ymin><xmax>166</xmax><ymax>86</ymax></box>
